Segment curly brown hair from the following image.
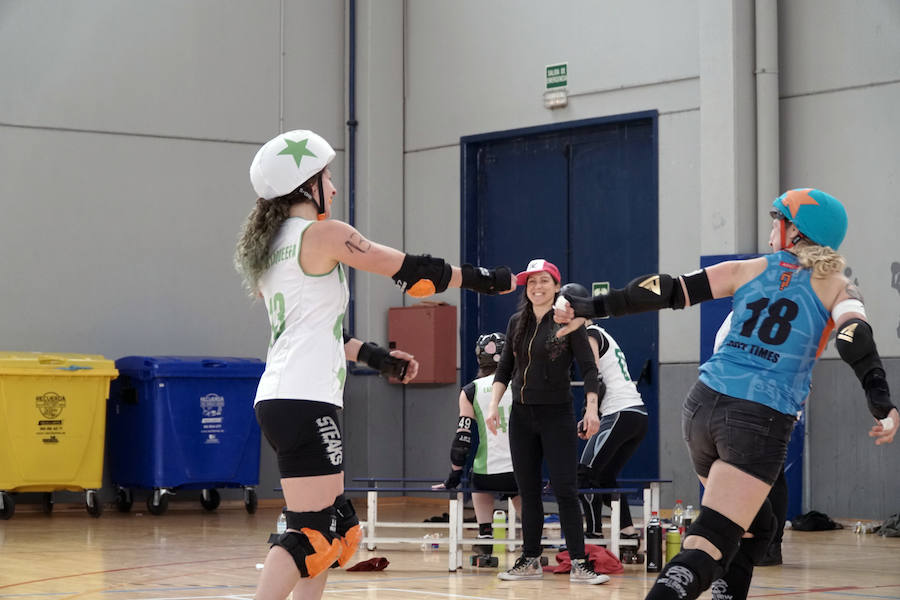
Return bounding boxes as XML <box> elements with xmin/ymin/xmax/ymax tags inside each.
<box><xmin>234</xmin><ymin>183</ymin><xmax>316</xmax><ymax>296</ymax></box>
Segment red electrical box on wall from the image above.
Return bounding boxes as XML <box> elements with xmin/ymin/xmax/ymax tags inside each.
<box><xmin>387</xmin><ymin>302</ymin><xmax>457</xmax><ymax>384</ymax></box>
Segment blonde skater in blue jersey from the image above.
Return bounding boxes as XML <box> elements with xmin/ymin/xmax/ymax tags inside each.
<box><xmin>555</xmin><ymin>189</ymin><xmax>898</xmax><ymax>600</ymax></box>
<box><xmin>235</xmin><ymin>130</ymin><xmax>514</xmax><ymax>600</ymax></box>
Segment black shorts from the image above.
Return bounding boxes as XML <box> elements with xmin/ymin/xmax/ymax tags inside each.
<box><xmin>471</xmin><ymin>472</ymin><xmax>519</xmax><ymax>499</ymax></box>
<box><xmin>255</xmin><ymin>399</ymin><xmax>343</xmax><ymax>478</ymax></box>
<box><xmin>682</xmin><ymin>380</ymin><xmax>796</xmax><ymax>485</ymax></box>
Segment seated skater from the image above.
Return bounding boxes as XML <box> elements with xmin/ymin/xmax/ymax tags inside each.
<box><xmin>433</xmin><ymin>332</ymin><xmax>522</xmax><ymax>554</ymax></box>
<box><xmin>560</xmin><ymin>283</ymin><xmax>648</xmax><ymax>542</ymax></box>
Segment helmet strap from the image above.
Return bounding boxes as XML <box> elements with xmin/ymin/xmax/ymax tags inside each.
<box><xmin>315</xmin><ymin>172</ymin><xmax>328</xmax><ymax>221</ymax></box>
<box><xmin>779</xmin><ymin>220</ymin><xmax>804</xmax><ymax>250</ymax></box>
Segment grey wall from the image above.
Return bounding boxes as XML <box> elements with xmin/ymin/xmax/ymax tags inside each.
<box><xmin>1</xmin><ymin>0</ymin><xmax>898</xmax><ymax>520</ymax></box>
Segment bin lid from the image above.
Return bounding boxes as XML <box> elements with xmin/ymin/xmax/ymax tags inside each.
<box><xmin>0</xmin><ymin>352</ymin><xmax>118</xmax><ymax>377</ymax></box>
<box><xmin>114</xmin><ymin>356</ymin><xmax>265</xmax><ymax>381</ymax></box>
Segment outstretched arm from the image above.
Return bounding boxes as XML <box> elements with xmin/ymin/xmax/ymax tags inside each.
<box><xmin>305</xmin><ymin>219</ymin><xmax>515</xmax><ymax>297</ymax></box>
<box><xmin>554</xmin><ymin>258</ymin><xmax>766</xmax><ymax>332</ymax></box>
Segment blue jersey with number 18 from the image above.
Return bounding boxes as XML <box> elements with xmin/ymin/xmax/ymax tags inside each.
<box><xmin>699</xmin><ymin>251</ymin><xmax>833</xmax><ymax>415</ymax></box>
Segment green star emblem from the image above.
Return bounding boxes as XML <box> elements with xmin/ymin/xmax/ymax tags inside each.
<box><xmin>277</xmin><ymin>137</ymin><xmax>317</xmax><ymax>167</ymax></box>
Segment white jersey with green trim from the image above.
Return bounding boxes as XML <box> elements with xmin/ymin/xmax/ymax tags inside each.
<box><xmin>469</xmin><ymin>374</ymin><xmax>513</xmax><ymax>475</ymax></box>
<box><xmin>586</xmin><ymin>324</ymin><xmax>644</xmax><ymax>415</ymax></box>
<box><xmin>254</xmin><ymin>217</ymin><xmax>349</xmax><ymax>407</ymax></box>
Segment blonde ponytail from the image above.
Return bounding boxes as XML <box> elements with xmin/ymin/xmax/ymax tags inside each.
<box><xmin>791</xmin><ymin>240</ymin><xmax>845</xmax><ymax>279</ymax></box>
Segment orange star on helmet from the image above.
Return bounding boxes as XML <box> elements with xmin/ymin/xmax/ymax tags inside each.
<box><xmin>780</xmin><ymin>188</ymin><xmax>819</xmax><ymax>219</ymax></box>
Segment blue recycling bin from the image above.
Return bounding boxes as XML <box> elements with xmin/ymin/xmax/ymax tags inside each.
<box><xmin>107</xmin><ymin>356</ymin><xmax>264</xmax><ymax>515</ymax></box>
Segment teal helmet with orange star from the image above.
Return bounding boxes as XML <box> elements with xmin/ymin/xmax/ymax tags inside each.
<box><xmin>250</xmin><ymin>129</ymin><xmax>336</xmax><ymax>218</ymax></box>
<box><xmin>772</xmin><ymin>188</ymin><xmax>848</xmax><ymax>250</ymax></box>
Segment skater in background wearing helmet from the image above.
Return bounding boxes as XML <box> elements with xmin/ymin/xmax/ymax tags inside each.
<box><xmin>235</xmin><ymin>130</ymin><xmax>515</xmax><ymax>600</ymax></box>
<box><xmin>555</xmin><ymin>189</ymin><xmax>898</xmax><ymax>600</ymax></box>
<box><xmin>558</xmin><ymin>283</ymin><xmax>648</xmax><ymax>544</ymax></box>
<box><xmin>433</xmin><ymin>332</ymin><xmax>521</xmax><ymax>557</ymax></box>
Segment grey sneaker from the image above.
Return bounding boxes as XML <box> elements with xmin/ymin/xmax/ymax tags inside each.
<box><xmin>497</xmin><ymin>554</ymin><xmax>543</xmax><ymax>580</ymax></box>
<box><xmin>570</xmin><ymin>558</ymin><xmax>610</xmax><ymax>584</ymax></box>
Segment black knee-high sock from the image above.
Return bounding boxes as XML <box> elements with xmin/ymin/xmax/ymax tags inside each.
<box><xmin>710</xmin><ymin>545</ymin><xmax>754</xmax><ymax>600</ymax></box>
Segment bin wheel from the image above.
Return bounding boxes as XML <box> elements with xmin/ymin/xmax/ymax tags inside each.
<box><xmin>85</xmin><ymin>490</ymin><xmax>103</xmax><ymax>518</ymax></box>
<box><xmin>115</xmin><ymin>488</ymin><xmax>133</xmax><ymax>513</ymax></box>
<box><xmin>41</xmin><ymin>492</ymin><xmax>54</xmax><ymax>514</ymax></box>
<box><xmin>0</xmin><ymin>492</ymin><xmax>14</xmax><ymax>520</ymax></box>
<box><xmin>244</xmin><ymin>488</ymin><xmax>258</xmax><ymax>514</ymax></box>
<box><xmin>147</xmin><ymin>490</ymin><xmax>169</xmax><ymax>516</ymax></box>
<box><xmin>200</xmin><ymin>488</ymin><xmax>221</xmax><ymax>512</ymax></box>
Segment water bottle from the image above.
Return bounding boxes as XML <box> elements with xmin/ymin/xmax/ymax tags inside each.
<box><xmin>665</xmin><ymin>525</ymin><xmax>681</xmax><ymax>562</ymax></box>
<box><xmin>672</xmin><ymin>499</ymin><xmax>684</xmax><ymax>531</ymax></box>
<box><xmin>492</xmin><ymin>509</ymin><xmax>506</xmax><ymax>555</ymax></box>
<box><xmin>646</xmin><ymin>511</ymin><xmax>662</xmax><ymax>572</ymax></box>
<box><xmin>683</xmin><ymin>504</ymin><xmax>695</xmax><ymax>529</ymax></box>
<box><xmin>276</xmin><ymin>507</ymin><xmax>287</xmax><ymax>534</ymax></box>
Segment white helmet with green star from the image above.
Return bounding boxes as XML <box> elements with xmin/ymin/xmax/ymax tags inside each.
<box><xmin>250</xmin><ymin>130</ymin><xmax>336</xmax><ymax>200</ymax></box>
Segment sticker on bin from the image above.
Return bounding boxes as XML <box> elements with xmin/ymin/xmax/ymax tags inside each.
<box><xmin>36</xmin><ymin>392</ymin><xmax>67</xmax><ymax>444</ymax></box>
<box><xmin>201</xmin><ymin>393</ymin><xmax>225</xmax><ymax>443</ymax></box>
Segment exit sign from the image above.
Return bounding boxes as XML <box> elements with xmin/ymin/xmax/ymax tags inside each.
<box><xmin>545</xmin><ymin>63</ymin><xmax>568</xmax><ymax>89</ymax></box>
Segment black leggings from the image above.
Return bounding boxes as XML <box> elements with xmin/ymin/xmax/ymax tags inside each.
<box><xmin>578</xmin><ymin>408</ymin><xmax>648</xmax><ymax>532</ymax></box>
<box><xmin>509</xmin><ymin>402</ymin><xmax>585</xmax><ymax>559</ymax></box>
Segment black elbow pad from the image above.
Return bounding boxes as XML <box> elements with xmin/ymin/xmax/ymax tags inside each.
<box><xmin>836</xmin><ymin>319</ymin><xmax>896</xmax><ymax>419</ymax></box>
<box><xmin>604</xmin><ymin>273</ymin><xmax>684</xmax><ymax>316</ymax></box>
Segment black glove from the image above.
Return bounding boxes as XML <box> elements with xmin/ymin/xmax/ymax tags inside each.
<box><xmin>443</xmin><ymin>469</ymin><xmax>463</xmax><ymax>489</ymax></box>
<box><xmin>563</xmin><ymin>292</ymin><xmax>606</xmax><ymax>319</ymax></box>
<box><xmin>460</xmin><ymin>264</ymin><xmax>513</xmax><ymax>295</ymax></box>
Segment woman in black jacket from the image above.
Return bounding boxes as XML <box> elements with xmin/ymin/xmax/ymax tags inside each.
<box><xmin>486</xmin><ymin>259</ymin><xmax>607</xmax><ymax>585</ymax></box>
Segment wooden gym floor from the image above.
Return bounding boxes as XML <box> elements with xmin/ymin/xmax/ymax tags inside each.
<box><xmin>1</xmin><ymin>498</ymin><xmax>898</xmax><ymax>599</ymax></box>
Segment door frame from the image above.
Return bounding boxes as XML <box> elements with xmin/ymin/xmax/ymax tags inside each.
<box><xmin>459</xmin><ymin>110</ymin><xmax>659</xmax><ymax>385</ymax></box>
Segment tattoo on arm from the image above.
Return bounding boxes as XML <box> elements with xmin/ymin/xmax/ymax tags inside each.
<box><xmin>344</xmin><ymin>232</ymin><xmax>372</xmax><ymax>254</ymax></box>
<box><xmin>845</xmin><ymin>283</ymin><xmax>864</xmax><ymax>302</ymax></box>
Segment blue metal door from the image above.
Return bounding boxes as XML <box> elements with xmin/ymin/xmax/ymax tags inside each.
<box><xmin>461</xmin><ymin>112</ymin><xmax>659</xmax><ymax>479</ymax></box>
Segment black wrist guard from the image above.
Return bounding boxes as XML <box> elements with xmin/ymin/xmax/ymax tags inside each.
<box><xmin>450</xmin><ymin>417</ymin><xmax>473</xmax><ymax>466</ymax></box>
<box><xmin>864</xmin><ymin>369</ymin><xmax>896</xmax><ymax>420</ymax></box>
<box><xmin>357</xmin><ymin>342</ymin><xmax>408</xmax><ymax>379</ymax></box>
<box><xmin>444</xmin><ymin>469</ymin><xmax>463</xmax><ymax>489</ymax></box>
<box><xmin>460</xmin><ymin>264</ymin><xmax>512</xmax><ymax>295</ymax></box>
<box><xmin>564</xmin><ymin>292</ymin><xmax>607</xmax><ymax>319</ymax></box>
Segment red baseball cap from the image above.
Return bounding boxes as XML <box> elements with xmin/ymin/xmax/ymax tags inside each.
<box><xmin>515</xmin><ymin>259</ymin><xmax>561</xmax><ymax>286</ymax></box>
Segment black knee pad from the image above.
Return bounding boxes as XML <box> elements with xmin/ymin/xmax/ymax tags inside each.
<box><xmin>332</xmin><ymin>495</ymin><xmax>362</xmax><ymax>568</ymax></box>
<box><xmin>272</xmin><ymin>507</ymin><xmax>341</xmax><ymax>578</ymax></box>
<box><xmin>684</xmin><ymin>506</ymin><xmax>744</xmax><ymax>569</ymax></box>
<box><xmin>743</xmin><ymin>498</ymin><xmax>778</xmax><ymax>564</ymax></box>
<box><xmin>647</xmin><ymin>549</ymin><xmax>724</xmax><ymax>600</ymax></box>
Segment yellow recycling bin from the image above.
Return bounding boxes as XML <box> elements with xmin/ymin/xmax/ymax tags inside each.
<box><xmin>0</xmin><ymin>352</ymin><xmax>117</xmax><ymax>519</ymax></box>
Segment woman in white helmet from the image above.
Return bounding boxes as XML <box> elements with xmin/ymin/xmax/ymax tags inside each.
<box><xmin>235</xmin><ymin>130</ymin><xmax>514</xmax><ymax>600</ymax></box>
<box><xmin>555</xmin><ymin>189</ymin><xmax>897</xmax><ymax>600</ymax></box>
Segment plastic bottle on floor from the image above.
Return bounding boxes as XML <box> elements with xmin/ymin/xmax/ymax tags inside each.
<box><xmin>646</xmin><ymin>512</ymin><xmax>662</xmax><ymax>572</ymax></box>
<box><xmin>276</xmin><ymin>508</ymin><xmax>287</xmax><ymax>534</ymax></box>
<box><xmin>672</xmin><ymin>499</ymin><xmax>684</xmax><ymax>531</ymax></box>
